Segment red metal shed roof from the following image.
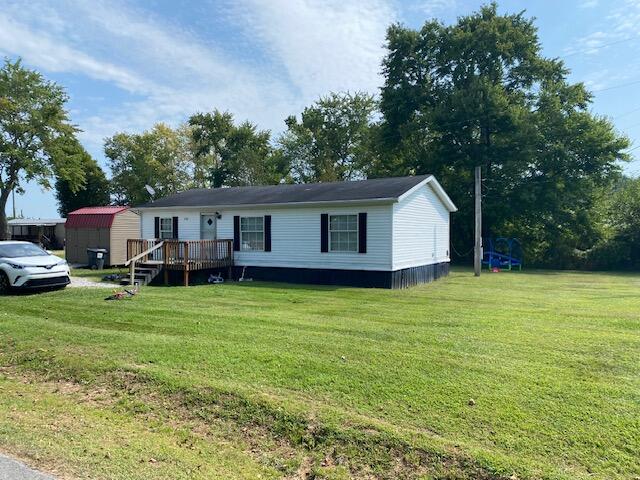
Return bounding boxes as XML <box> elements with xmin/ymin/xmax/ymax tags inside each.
<box><xmin>66</xmin><ymin>206</ymin><xmax>129</xmax><ymax>229</ymax></box>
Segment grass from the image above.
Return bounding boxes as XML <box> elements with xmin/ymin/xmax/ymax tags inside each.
<box><xmin>0</xmin><ymin>269</ymin><xmax>639</xmax><ymax>479</ymax></box>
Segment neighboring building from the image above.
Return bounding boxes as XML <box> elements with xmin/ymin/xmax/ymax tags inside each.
<box><xmin>8</xmin><ymin>218</ymin><xmax>66</xmax><ymax>249</ymax></box>
<box><xmin>65</xmin><ymin>207</ymin><xmax>140</xmax><ymax>266</ymax></box>
<box><xmin>133</xmin><ymin>175</ymin><xmax>457</xmax><ymax>288</ymax></box>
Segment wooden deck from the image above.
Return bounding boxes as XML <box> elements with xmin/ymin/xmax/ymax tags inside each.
<box><xmin>126</xmin><ymin>239</ymin><xmax>234</xmax><ymax>285</ymax></box>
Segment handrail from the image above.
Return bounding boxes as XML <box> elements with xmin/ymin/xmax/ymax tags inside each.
<box><xmin>126</xmin><ymin>240</ymin><xmax>165</xmax><ymax>286</ymax></box>
<box><xmin>125</xmin><ymin>240</ymin><xmax>165</xmax><ymax>266</ymax></box>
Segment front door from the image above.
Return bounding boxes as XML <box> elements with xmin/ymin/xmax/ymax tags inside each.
<box><xmin>200</xmin><ymin>214</ymin><xmax>217</xmax><ymax>240</ymax></box>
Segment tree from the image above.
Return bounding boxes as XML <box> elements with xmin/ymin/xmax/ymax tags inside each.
<box><xmin>105</xmin><ymin>123</ymin><xmax>194</xmax><ymax>206</ymax></box>
<box><xmin>376</xmin><ymin>4</ymin><xmax>629</xmax><ymax>266</ymax></box>
<box><xmin>189</xmin><ymin>110</ymin><xmax>285</xmax><ymax>187</ymax></box>
<box><xmin>0</xmin><ymin>58</ymin><xmax>84</xmax><ymax>239</ymax></box>
<box><xmin>54</xmin><ymin>137</ymin><xmax>110</xmax><ymax>216</ymax></box>
<box><xmin>588</xmin><ymin>177</ymin><xmax>640</xmax><ymax>270</ymax></box>
<box><xmin>278</xmin><ymin>92</ymin><xmax>377</xmax><ymax>183</ymax></box>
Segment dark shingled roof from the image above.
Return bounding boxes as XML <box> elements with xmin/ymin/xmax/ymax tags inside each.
<box><xmin>137</xmin><ymin>175</ymin><xmax>431</xmax><ymax>208</ymax></box>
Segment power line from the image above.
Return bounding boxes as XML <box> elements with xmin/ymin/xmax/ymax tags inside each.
<box><xmin>592</xmin><ymin>78</ymin><xmax>640</xmax><ymax>93</ymax></box>
<box><xmin>614</xmin><ymin>106</ymin><xmax>640</xmax><ymax>120</ymax></box>
<box><xmin>620</xmin><ymin>119</ymin><xmax>640</xmax><ymax>130</ymax></box>
<box><xmin>560</xmin><ymin>35</ymin><xmax>640</xmax><ymax>59</ymax></box>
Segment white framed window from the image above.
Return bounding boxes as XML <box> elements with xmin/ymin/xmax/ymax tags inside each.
<box><xmin>240</xmin><ymin>216</ymin><xmax>264</xmax><ymax>251</ymax></box>
<box><xmin>159</xmin><ymin>217</ymin><xmax>174</xmax><ymax>239</ymax></box>
<box><xmin>329</xmin><ymin>214</ymin><xmax>358</xmax><ymax>252</ymax></box>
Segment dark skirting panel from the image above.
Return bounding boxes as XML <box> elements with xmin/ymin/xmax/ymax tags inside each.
<box><xmin>231</xmin><ymin>262</ymin><xmax>450</xmax><ymax>289</ymax></box>
<box><xmin>154</xmin><ymin>263</ymin><xmax>450</xmax><ymax>288</ymax></box>
<box><xmin>389</xmin><ymin>262</ymin><xmax>450</xmax><ymax>289</ymax></box>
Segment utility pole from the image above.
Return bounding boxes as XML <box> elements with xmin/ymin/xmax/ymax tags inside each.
<box><xmin>12</xmin><ymin>188</ymin><xmax>16</xmax><ymax>219</ymax></box>
<box><xmin>474</xmin><ymin>166</ymin><xmax>482</xmax><ymax>276</ymax></box>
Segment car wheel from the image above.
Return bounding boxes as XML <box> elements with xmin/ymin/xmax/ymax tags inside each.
<box><xmin>0</xmin><ymin>272</ymin><xmax>11</xmax><ymax>294</ymax></box>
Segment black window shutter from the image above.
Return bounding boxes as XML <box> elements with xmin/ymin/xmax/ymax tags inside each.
<box><xmin>358</xmin><ymin>212</ymin><xmax>367</xmax><ymax>254</ymax></box>
<box><xmin>154</xmin><ymin>217</ymin><xmax>160</xmax><ymax>238</ymax></box>
<box><xmin>264</xmin><ymin>215</ymin><xmax>271</xmax><ymax>252</ymax></box>
<box><xmin>320</xmin><ymin>214</ymin><xmax>329</xmax><ymax>252</ymax></box>
<box><xmin>172</xmin><ymin>216</ymin><xmax>179</xmax><ymax>239</ymax></box>
<box><xmin>233</xmin><ymin>216</ymin><xmax>240</xmax><ymax>251</ymax></box>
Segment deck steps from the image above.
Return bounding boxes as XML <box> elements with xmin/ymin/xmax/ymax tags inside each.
<box><xmin>120</xmin><ymin>264</ymin><xmax>162</xmax><ymax>287</ymax></box>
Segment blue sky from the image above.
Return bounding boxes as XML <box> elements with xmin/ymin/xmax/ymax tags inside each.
<box><xmin>2</xmin><ymin>0</ymin><xmax>639</xmax><ymax>218</ymax></box>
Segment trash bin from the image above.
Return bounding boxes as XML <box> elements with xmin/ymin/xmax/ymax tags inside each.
<box><xmin>87</xmin><ymin>248</ymin><xmax>108</xmax><ymax>270</ymax></box>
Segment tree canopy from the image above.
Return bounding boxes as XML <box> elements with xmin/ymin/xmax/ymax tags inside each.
<box><xmin>0</xmin><ymin>58</ymin><xmax>84</xmax><ymax>238</ymax></box>
<box><xmin>189</xmin><ymin>110</ymin><xmax>286</xmax><ymax>187</ymax></box>
<box><xmin>374</xmin><ymin>3</ymin><xmax>630</xmax><ymax>266</ymax></box>
<box><xmin>587</xmin><ymin>177</ymin><xmax>640</xmax><ymax>270</ymax></box>
<box><xmin>105</xmin><ymin>123</ymin><xmax>196</xmax><ymax>206</ymax></box>
<box><xmin>278</xmin><ymin>92</ymin><xmax>377</xmax><ymax>183</ymax></box>
<box><xmin>54</xmin><ymin>137</ymin><xmax>111</xmax><ymax>216</ymax></box>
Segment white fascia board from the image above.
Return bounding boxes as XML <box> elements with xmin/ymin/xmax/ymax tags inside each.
<box><xmin>397</xmin><ymin>175</ymin><xmax>458</xmax><ymax>212</ymax></box>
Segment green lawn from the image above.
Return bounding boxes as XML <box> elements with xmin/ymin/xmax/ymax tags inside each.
<box><xmin>0</xmin><ymin>269</ymin><xmax>638</xmax><ymax>479</ymax></box>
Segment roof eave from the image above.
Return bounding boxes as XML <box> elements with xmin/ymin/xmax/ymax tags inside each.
<box><xmin>134</xmin><ymin>197</ymin><xmax>399</xmax><ymax>211</ymax></box>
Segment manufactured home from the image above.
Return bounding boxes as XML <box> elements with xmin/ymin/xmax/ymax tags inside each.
<box><xmin>129</xmin><ymin>175</ymin><xmax>456</xmax><ymax>288</ymax></box>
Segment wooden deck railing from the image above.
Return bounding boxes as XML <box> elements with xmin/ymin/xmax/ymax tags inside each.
<box><xmin>127</xmin><ymin>239</ymin><xmax>164</xmax><ymax>263</ymax></box>
<box><xmin>126</xmin><ymin>239</ymin><xmax>234</xmax><ymax>285</ymax></box>
<box><xmin>162</xmin><ymin>239</ymin><xmax>234</xmax><ymax>269</ymax></box>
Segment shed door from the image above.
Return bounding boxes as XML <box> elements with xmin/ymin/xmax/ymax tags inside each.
<box><xmin>200</xmin><ymin>214</ymin><xmax>217</xmax><ymax>240</ymax></box>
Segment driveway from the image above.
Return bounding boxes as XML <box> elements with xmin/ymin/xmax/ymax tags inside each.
<box><xmin>68</xmin><ymin>276</ymin><xmax>115</xmax><ymax>288</ymax></box>
<box><xmin>0</xmin><ymin>454</ymin><xmax>55</xmax><ymax>480</ymax></box>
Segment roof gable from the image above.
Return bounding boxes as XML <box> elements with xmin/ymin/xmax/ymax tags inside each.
<box><xmin>397</xmin><ymin>176</ymin><xmax>458</xmax><ymax>212</ymax></box>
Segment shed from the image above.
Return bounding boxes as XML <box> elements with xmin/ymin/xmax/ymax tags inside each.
<box><xmin>65</xmin><ymin>207</ymin><xmax>140</xmax><ymax>266</ymax></box>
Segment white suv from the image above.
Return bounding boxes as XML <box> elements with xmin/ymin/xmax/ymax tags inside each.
<box><xmin>0</xmin><ymin>241</ymin><xmax>70</xmax><ymax>293</ymax></box>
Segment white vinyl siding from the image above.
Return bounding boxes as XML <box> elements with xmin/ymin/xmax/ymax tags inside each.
<box><xmin>222</xmin><ymin>206</ymin><xmax>391</xmax><ymax>270</ymax></box>
<box><xmin>140</xmin><ymin>204</ymin><xmax>393</xmax><ymax>271</ymax></box>
<box><xmin>329</xmin><ymin>214</ymin><xmax>358</xmax><ymax>252</ymax></box>
<box><xmin>141</xmin><ymin>210</ymin><xmax>200</xmax><ymax>241</ymax></box>
<box><xmin>240</xmin><ymin>216</ymin><xmax>264</xmax><ymax>251</ymax></box>
<box><xmin>392</xmin><ymin>184</ymin><xmax>450</xmax><ymax>270</ymax></box>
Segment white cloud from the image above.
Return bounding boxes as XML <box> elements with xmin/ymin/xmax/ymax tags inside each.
<box><xmin>0</xmin><ymin>0</ymin><xmax>396</xmax><ymax>157</ymax></box>
<box><xmin>0</xmin><ymin>14</ymin><xmax>152</xmax><ymax>94</ymax></box>
<box><xmin>580</xmin><ymin>0</ymin><xmax>598</xmax><ymax>8</ymax></box>
<box><xmin>232</xmin><ymin>0</ymin><xmax>396</xmax><ymax>100</ymax></box>
<box><xmin>565</xmin><ymin>0</ymin><xmax>640</xmax><ymax>57</ymax></box>
<box><xmin>414</xmin><ymin>0</ymin><xmax>456</xmax><ymax>18</ymax></box>
<box><xmin>0</xmin><ymin>0</ymin><xmax>300</xmax><ymax>151</ymax></box>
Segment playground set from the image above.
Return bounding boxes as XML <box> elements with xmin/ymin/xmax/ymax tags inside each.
<box><xmin>482</xmin><ymin>238</ymin><xmax>523</xmax><ymax>271</ymax></box>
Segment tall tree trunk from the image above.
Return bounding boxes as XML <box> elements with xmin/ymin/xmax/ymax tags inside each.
<box><xmin>0</xmin><ymin>190</ymin><xmax>9</xmax><ymax>241</ymax></box>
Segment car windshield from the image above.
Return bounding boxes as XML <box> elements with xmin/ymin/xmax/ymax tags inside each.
<box><xmin>0</xmin><ymin>243</ymin><xmax>49</xmax><ymax>258</ymax></box>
